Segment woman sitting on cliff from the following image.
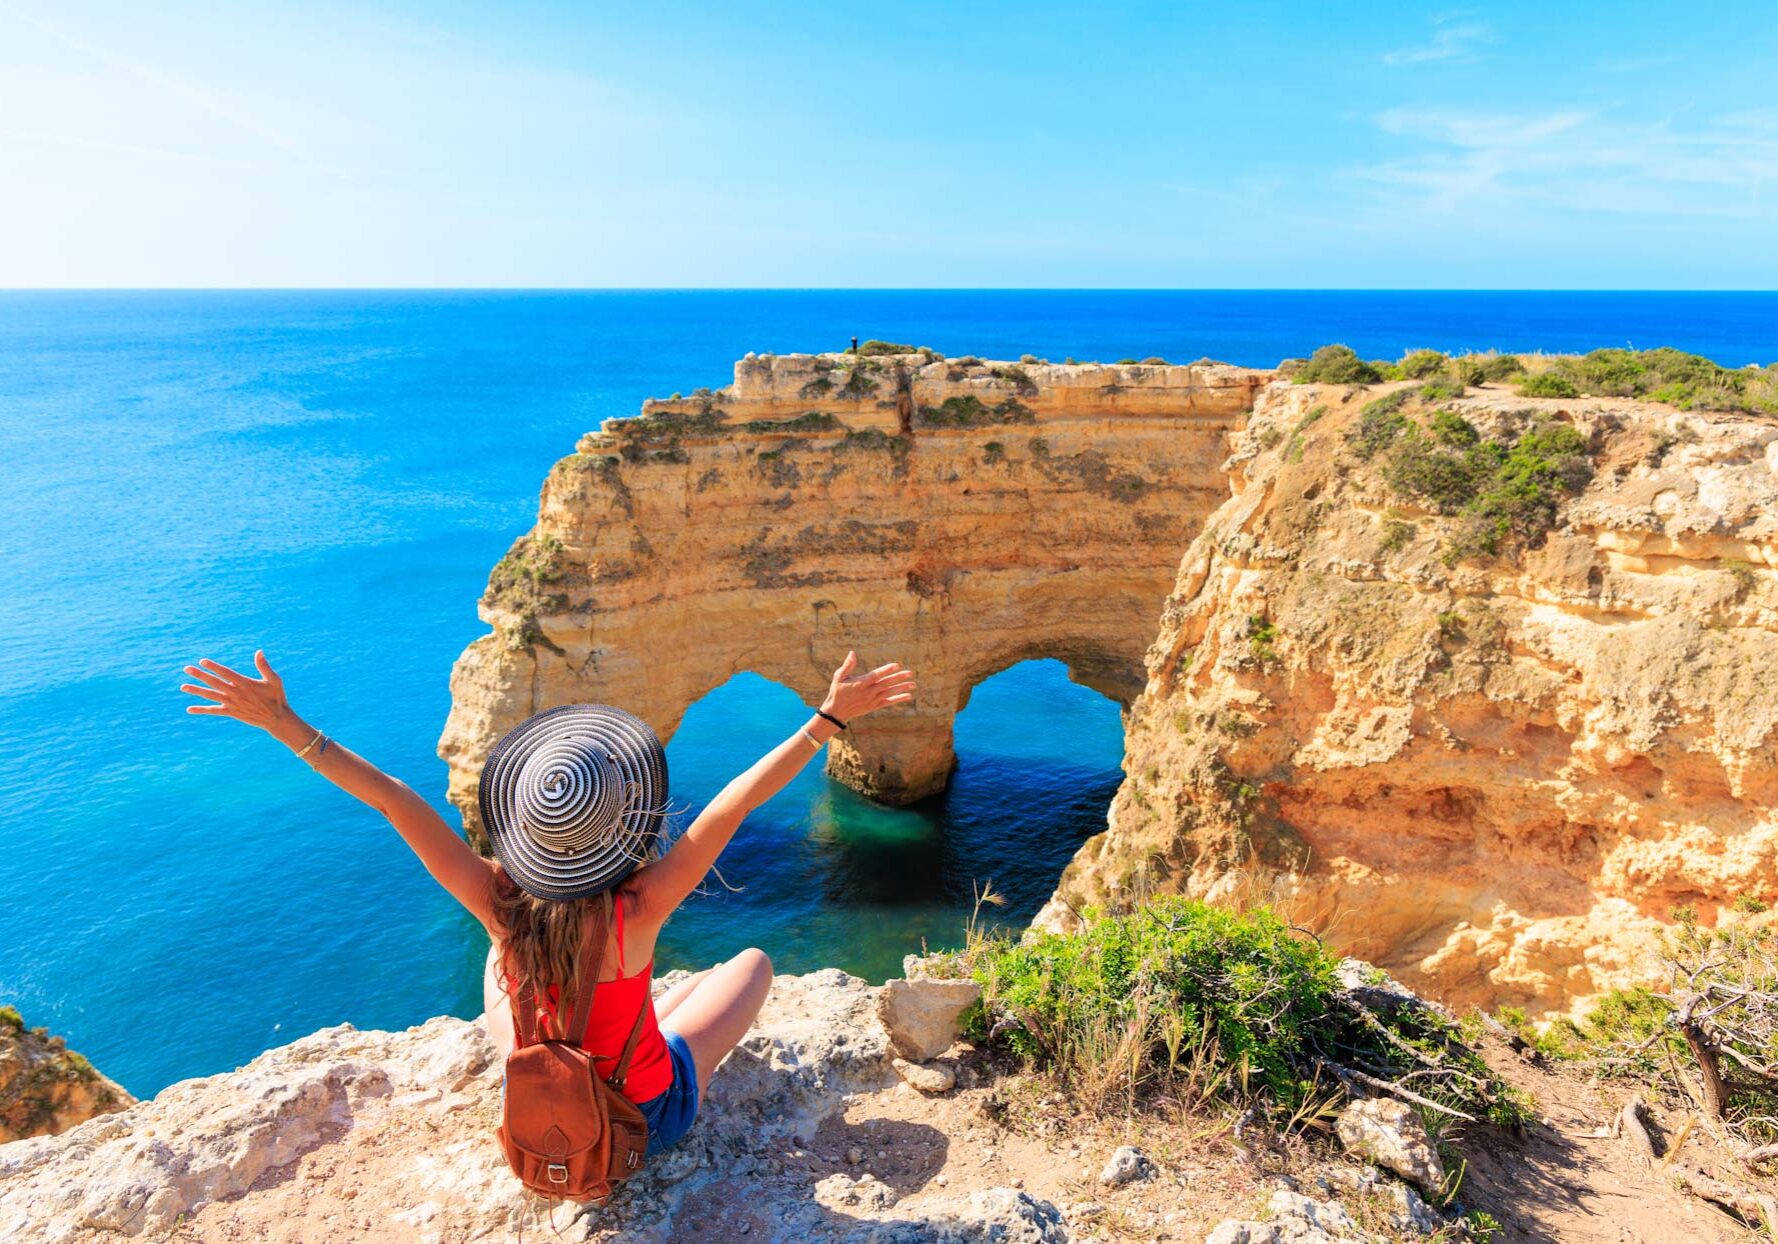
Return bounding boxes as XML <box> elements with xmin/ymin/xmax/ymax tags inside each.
<box><xmin>178</xmin><ymin>649</ymin><xmax>915</xmax><ymax>1160</ymax></box>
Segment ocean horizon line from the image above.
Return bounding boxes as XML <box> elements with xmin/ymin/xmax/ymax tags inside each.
<box><xmin>4</xmin><ymin>285</ymin><xmax>1778</xmax><ymax>295</ymax></box>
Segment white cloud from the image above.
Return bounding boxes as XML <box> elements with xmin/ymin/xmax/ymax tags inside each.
<box><xmin>1383</xmin><ymin>17</ymin><xmax>1496</xmax><ymax>66</ymax></box>
<box><xmin>0</xmin><ymin>5</ymin><xmax>303</xmax><ymax>156</ymax></box>
<box><xmin>1360</xmin><ymin>106</ymin><xmax>1778</xmax><ymax>220</ymax></box>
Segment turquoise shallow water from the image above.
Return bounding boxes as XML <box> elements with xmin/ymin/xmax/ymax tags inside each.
<box><xmin>1</xmin><ymin>290</ymin><xmax>1773</xmax><ymax>1096</ymax></box>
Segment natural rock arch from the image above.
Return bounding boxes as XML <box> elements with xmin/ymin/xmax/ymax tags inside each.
<box><xmin>438</xmin><ymin>351</ymin><xmax>1270</xmax><ymax>845</ymax></box>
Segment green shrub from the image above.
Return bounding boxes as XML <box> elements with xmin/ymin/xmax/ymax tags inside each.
<box><xmin>1416</xmin><ymin>380</ymin><xmax>1465</xmax><ymax>402</ymax></box>
<box><xmin>1140</xmin><ymin>356</ymin><xmax>1168</xmax><ymax>366</ymax></box>
<box><xmin>856</xmin><ymin>339</ymin><xmax>917</xmax><ymax>356</ymax></box>
<box><xmin>1365</xmin><ymin>406</ymin><xmax>1592</xmax><ymax>560</ymax></box>
<box><xmin>1450</xmin><ymin>422</ymin><xmax>1593</xmax><ymax>558</ymax></box>
<box><xmin>1523</xmin><ymin>347</ymin><xmax>1770</xmax><ymax>413</ymax></box>
<box><xmin>1724</xmin><ymin>558</ymin><xmax>1757</xmax><ymax>599</ymax></box>
<box><xmin>486</xmin><ymin>533</ymin><xmax>566</xmax><ymax>603</ymax></box>
<box><xmin>991</xmin><ymin>365</ymin><xmax>1039</xmax><ymax>397</ymax></box>
<box><xmin>483</xmin><ymin>533</ymin><xmax>573</xmax><ymax>651</ymax></box>
<box><xmin>835</xmin><ymin>428</ymin><xmax>910</xmax><ymax>456</ymax></box>
<box><xmin>1282</xmin><ymin>406</ymin><xmax>1326</xmax><ymax>463</ymax></box>
<box><xmin>1382</xmin><ymin>418</ymin><xmax>1497</xmax><ymax>515</ymax></box>
<box><xmin>961</xmin><ymin>899</ymin><xmax>1525</xmax><ymax>1123</ymax></box>
<box><xmin>1464</xmin><ymin>1211</ymin><xmax>1505</xmax><ymax>1242</ymax></box>
<box><xmin>1397</xmin><ymin>349</ymin><xmax>1450</xmax><ymax>380</ymax></box>
<box><xmin>613</xmin><ymin>404</ymin><xmax>727</xmax><ymax>443</ymax></box>
<box><xmin>1517</xmin><ymin>373</ymin><xmax>1578</xmax><ymax>399</ymax></box>
<box><xmin>1749</xmin><ymin>367</ymin><xmax>1778</xmax><ymax>416</ymax></box>
<box><xmin>1379</xmin><ymin>518</ymin><xmax>1415</xmax><ymax>553</ymax></box>
<box><xmin>0</xmin><ymin>1005</ymin><xmax>21</xmax><ymax>1031</ymax></box>
<box><xmin>1347</xmin><ymin>389</ymin><xmax>1414</xmax><ymax>460</ymax></box>
<box><xmin>1460</xmin><ymin>353</ymin><xmax>1524</xmax><ymax>384</ymax></box>
<box><xmin>917</xmin><ymin>396</ymin><xmax>1036</xmax><ymax>428</ymax></box>
<box><xmin>743</xmin><ymin>410</ymin><xmax>840</xmax><ymax>433</ymax></box>
<box><xmin>1294</xmin><ymin>344</ymin><xmax>1385</xmax><ymax>385</ymax></box>
<box><xmin>1248</xmin><ymin>616</ymin><xmax>1280</xmax><ymax>668</ymax></box>
<box><xmin>1566</xmin><ymin>347</ymin><xmax>1709</xmax><ymax>399</ymax></box>
<box><xmin>840</xmin><ymin>367</ymin><xmax>880</xmax><ymax>398</ymax></box>
<box><xmin>1116</xmin><ymin>357</ymin><xmax>1139</xmax><ymax>365</ymax></box>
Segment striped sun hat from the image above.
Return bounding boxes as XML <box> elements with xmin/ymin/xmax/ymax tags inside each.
<box><xmin>476</xmin><ymin>703</ymin><xmax>670</xmax><ymax>901</ymax></box>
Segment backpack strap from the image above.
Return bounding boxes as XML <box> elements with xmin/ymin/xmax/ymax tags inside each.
<box><xmin>606</xmin><ymin>997</ymin><xmax>650</xmax><ymax>1093</ymax></box>
<box><xmin>512</xmin><ymin>979</ymin><xmax>541</xmax><ymax>1049</ymax></box>
<box><xmin>563</xmin><ymin>891</ymin><xmax>613</xmax><ymax>1048</ymax></box>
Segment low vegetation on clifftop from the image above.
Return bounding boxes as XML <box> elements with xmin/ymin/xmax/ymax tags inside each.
<box><xmin>956</xmin><ymin>898</ymin><xmax>1525</xmax><ymax>1130</ymax></box>
<box><xmin>1287</xmin><ymin>343</ymin><xmax>1778</xmax><ymax>417</ymax></box>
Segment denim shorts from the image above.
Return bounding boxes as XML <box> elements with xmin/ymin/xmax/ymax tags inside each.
<box><xmin>637</xmin><ymin>1028</ymin><xmax>699</xmax><ymax>1157</ymax></box>
<box><xmin>499</xmin><ymin>1027</ymin><xmax>699</xmax><ymax>1160</ymax></box>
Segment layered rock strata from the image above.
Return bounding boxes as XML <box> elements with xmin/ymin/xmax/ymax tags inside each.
<box><xmin>1043</xmin><ymin>381</ymin><xmax>1778</xmax><ymax>1018</ymax></box>
<box><xmin>439</xmin><ymin>351</ymin><xmax>1268</xmax><ymax>837</ymax></box>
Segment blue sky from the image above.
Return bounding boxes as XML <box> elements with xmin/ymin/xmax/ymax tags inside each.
<box><xmin>1</xmin><ymin>1</ymin><xmax>1774</xmax><ymax>288</ymax></box>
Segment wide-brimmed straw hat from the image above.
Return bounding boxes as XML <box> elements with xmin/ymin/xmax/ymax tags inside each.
<box><xmin>477</xmin><ymin>703</ymin><xmax>669</xmax><ymax>901</ymax></box>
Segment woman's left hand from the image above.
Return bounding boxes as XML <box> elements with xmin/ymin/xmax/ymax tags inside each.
<box><xmin>820</xmin><ymin>651</ymin><xmax>916</xmax><ymax>724</ymax></box>
<box><xmin>179</xmin><ymin>650</ymin><xmax>294</xmax><ymax>732</ymax></box>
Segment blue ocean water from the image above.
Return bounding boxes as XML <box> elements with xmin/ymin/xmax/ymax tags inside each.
<box><xmin>1</xmin><ymin>290</ymin><xmax>1773</xmax><ymax>1097</ymax></box>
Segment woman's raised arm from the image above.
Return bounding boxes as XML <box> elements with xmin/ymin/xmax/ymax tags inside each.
<box><xmin>179</xmin><ymin>651</ymin><xmax>498</xmax><ymax>930</ymax></box>
<box><xmin>630</xmin><ymin>651</ymin><xmax>915</xmax><ymax>921</ymax></box>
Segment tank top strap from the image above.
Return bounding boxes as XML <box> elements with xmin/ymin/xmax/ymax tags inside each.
<box><xmin>614</xmin><ymin>891</ymin><xmax>626</xmax><ymax>976</ymax></box>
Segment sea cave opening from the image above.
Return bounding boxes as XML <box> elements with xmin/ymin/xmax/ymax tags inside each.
<box><xmin>656</xmin><ymin>659</ymin><xmax>1125</xmax><ymax>981</ymax></box>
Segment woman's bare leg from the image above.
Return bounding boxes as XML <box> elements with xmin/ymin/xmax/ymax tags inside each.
<box><xmin>655</xmin><ymin>948</ymin><xmax>773</xmax><ymax>1097</ymax></box>
<box><xmin>653</xmin><ymin>968</ymin><xmax>710</xmax><ymax>1023</ymax></box>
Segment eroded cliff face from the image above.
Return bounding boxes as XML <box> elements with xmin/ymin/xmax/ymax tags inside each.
<box><xmin>1042</xmin><ymin>380</ymin><xmax>1778</xmax><ymax>1018</ymax></box>
<box><xmin>0</xmin><ymin>1008</ymin><xmax>132</xmax><ymax>1144</ymax></box>
<box><xmin>439</xmin><ymin>351</ymin><xmax>1269</xmax><ymax>840</ymax></box>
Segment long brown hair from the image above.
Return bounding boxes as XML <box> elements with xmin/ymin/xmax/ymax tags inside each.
<box><xmin>491</xmin><ymin>864</ymin><xmax>598</xmax><ymax>1033</ymax></box>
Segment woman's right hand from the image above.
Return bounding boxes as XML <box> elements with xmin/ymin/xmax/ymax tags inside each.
<box><xmin>179</xmin><ymin>650</ymin><xmax>296</xmax><ymax>733</ymax></box>
<box><xmin>820</xmin><ymin>651</ymin><xmax>916</xmax><ymax>724</ymax></box>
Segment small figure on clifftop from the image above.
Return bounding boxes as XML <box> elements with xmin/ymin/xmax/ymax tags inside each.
<box><xmin>850</xmin><ymin>335</ymin><xmax>859</xmax><ymax>354</ymax></box>
<box><xmin>178</xmin><ymin>647</ymin><xmax>915</xmax><ymax>1209</ymax></box>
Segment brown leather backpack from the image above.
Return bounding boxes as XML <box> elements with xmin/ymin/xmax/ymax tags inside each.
<box><xmin>497</xmin><ymin>890</ymin><xmax>649</xmax><ymax>1202</ymax></box>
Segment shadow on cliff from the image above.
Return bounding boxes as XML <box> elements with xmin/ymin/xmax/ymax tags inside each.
<box><xmin>600</xmin><ymin>1117</ymin><xmax>953</xmax><ymax>1242</ymax></box>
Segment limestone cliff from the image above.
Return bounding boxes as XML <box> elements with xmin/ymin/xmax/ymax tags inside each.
<box><xmin>0</xmin><ymin>1007</ymin><xmax>132</xmax><ymax>1144</ymax></box>
<box><xmin>439</xmin><ymin>351</ymin><xmax>1269</xmax><ymax>839</ymax></box>
<box><xmin>4</xmin><ymin>966</ymin><xmax>1751</xmax><ymax>1243</ymax></box>
<box><xmin>0</xmin><ymin>972</ymin><xmax>1076</xmax><ymax>1243</ymax></box>
<box><xmin>1042</xmin><ymin>379</ymin><xmax>1778</xmax><ymax>1019</ymax></box>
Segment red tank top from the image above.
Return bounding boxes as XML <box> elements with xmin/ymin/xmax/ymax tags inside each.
<box><xmin>508</xmin><ymin>896</ymin><xmax>673</xmax><ymax>1103</ymax></box>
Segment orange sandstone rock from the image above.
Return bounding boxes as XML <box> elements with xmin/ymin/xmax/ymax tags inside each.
<box><xmin>1041</xmin><ymin>380</ymin><xmax>1778</xmax><ymax>1019</ymax></box>
<box><xmin>438</xmin><ymin>351</ymin><xmax>1268</xmax><ymax>839</ymax></box>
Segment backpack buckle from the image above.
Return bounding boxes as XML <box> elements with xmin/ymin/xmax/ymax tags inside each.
<box><xmin>547</xmin><ymin>1163</ymin><xmax>569</xmax><ymax>1184</ymax></box>
<box><xmin>627</xmin><ymin>1149</ymin><xmax>640</xmax><ymax>1170</ymax></box>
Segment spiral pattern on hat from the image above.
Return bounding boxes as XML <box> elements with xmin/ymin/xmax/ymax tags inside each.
<box><xmin>514</xmin><ymin>738</ymin><xmax>623</xmax><ymax>854</ymax></box>
<box><xmin>476</xmin><ymin>703</ymin><xmax>669</xmax><ymax>901</ymax></box>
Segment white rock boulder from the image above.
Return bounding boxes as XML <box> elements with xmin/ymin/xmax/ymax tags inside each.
<box><xmin>1334</xmin><ymin>1097</ymin><xmax>1446</xmax><ymax>1192</ymax></box>
<box><xmin>876</xmin><ymin>977</ymin><xmax>981</xmax><ymax>1062</ymax></box>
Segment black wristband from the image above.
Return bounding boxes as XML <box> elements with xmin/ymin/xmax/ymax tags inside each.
<box><xmin>816</xmin><ymin>708</ymin><xmax>847</xmax><ymax>731</ymax></box>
